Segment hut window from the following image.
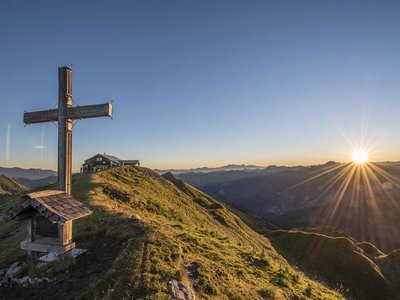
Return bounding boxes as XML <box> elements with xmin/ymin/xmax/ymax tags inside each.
<box><xmin>35</xmin><ymin>216</ymin><xmax>59</xmax><ymax>238</ymax></box>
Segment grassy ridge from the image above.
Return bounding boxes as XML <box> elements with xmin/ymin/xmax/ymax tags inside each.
<box><xmin>0</xmin><ymin>166</ymin><xmax>343</xmax><ymax>299</ymax></box>
<box><xmin>74</xmin><ymin>166</ymin><xmax>342</xmax><ymax>299</ymax></box>
<box><xmin>0</xmin><ymin>175</ymin><xmax>27</xmax><ymax>195</ymax></box>
<box><xmin>267</xmin><ymin>229</ymin><xmax>393</xmax><ymax>299</ymax></box>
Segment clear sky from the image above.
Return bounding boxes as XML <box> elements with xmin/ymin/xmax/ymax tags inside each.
<box><xmin>1</xmin><ymin>0</ymin><xmax>400</xmax><ymax>171</ymax></box>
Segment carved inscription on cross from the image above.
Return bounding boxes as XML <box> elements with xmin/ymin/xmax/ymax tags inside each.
<box><xmin>24</xmin><ymin>66</ymin><xmax>112</xmax><ymax>194</ymax></box>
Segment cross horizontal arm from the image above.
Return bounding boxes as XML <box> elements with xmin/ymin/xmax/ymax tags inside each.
<box><xmin>24</xmin><ymin>109</ymin><xmax>58</xmax><ymax>124</ymax></box>
<box><xmin>23</xmin><ymin>103</ymin><xmax>113</xmax><ymax>125</ymax></box>
<box><xmin>66</xmin><ymin>103</ymin><xmax>112</xmax><ymax>120</ymax></box>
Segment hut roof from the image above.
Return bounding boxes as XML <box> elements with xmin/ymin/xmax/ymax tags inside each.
<box><xmin>122</xmin><ymin>160</ymin><xmax>140</xmax><ymax>164</ymax></box>
<box><xmin>2</xmin><ymin>190</ymin><xmax>92</xmax><ymax>224</ymax></box>
<box><xmin>84</xmin><ymin>153</ymin><xmax>122</xmax><ymax>164</ymax></box>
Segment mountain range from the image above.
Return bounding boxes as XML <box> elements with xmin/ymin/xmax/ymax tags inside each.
<box><xmin>13</xmin><ymin>176</ymin><xmax>57</xmax><ymax>190</ymax></box>
<box><xmin>0</xmin><ymin>167</ymin><xmax>56</xmax><ymax>180</ymax></box>
<box><xmin>155</xmin><ymin>164</ymin><xmax>265</xmax><ymax>175</ymax></box>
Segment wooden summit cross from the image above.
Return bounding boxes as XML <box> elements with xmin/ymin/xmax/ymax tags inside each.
<box><xmin>24</xmin><ymin>66</ymin><xmax>112</xmax><ymax>194</ymax></box>
<box><xmin>0</xmin><ymin>66</ymin><xmax>111</xmax><ymax>257</ymax></box>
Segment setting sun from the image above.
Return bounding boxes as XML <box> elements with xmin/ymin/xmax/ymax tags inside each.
<box><xmin>352</xmin><ymin>150</ymin><xmax>369</xmax><ymax>164</ymax></box>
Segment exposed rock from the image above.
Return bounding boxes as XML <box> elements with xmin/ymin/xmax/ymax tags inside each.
<box><xmin>129</xmin><ymin>214</ymin><xmax>142</xmax><ymax>222</ymax></box>
<box><xmin>0</xmin><ymin>261</ymin><xmax>22</xmax><ymax>286</ymax></box>
<box><xmin>11</xmin><ymin>276</ymin><xmax>52</xmax><ymax>287</ymax></box>
<box><xmin>0</xmin><ymin>261</ymin><xmax>54</xmax><ymax>287</ymax></box>
<box><xmin>168</xmin><ymin>280</ymin><xmax>196</xmax><ymax>300</ymax></box>
<box><xmin>34</xmin><ymin>248</ymin><xmax>88</xmax><ymax>269</ymax></box>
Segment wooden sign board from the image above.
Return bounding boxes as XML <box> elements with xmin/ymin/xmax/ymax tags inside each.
<box><xmin>24</xmin><ymin>109</ymin><xmax>58</xmax><ymax>124</ymax></box>
<box><xmin>66</xmin><ymin>103</ymin><xmax>112</xmax><ymax>119</ymax></box>
<box><xmin>24</xmin><ymin>103</ymin><xmax>112</xmax><ymax>124</ymax></box>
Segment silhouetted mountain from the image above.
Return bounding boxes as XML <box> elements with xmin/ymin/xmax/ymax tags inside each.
<box><xmin>155</xmin><ymin>164</ymin><xmax>265</xmax><ymax>175</ymax></box>
<box><xmin>13</xmin><ymin>175</ymin><xmax>57</xmax><ymax>189</ymax></box>
<box><xmin>0</xmin><ymin>167</ymin><xmax>56</xmax><ymax>180</ymax></box>
<box><xmin>176</xmin><ymin>162</ymin><xmax>339</xmax><ymax>187</ymax></box>
<box><xmin>177</xmin><ymin>169</ymin><xmax>264</xmax><ymax>187</ymax></box>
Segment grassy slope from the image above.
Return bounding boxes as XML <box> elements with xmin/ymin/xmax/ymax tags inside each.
<box><xmin>267</xmin><ymin>229</ymin><xmax>393</xmax><ymax>300</ymax></box>
<box><xmin>0</xmin><ymin>166</ymin><xmax>342</xmax><ymax>299</ymax></box>
<box><xmin>0</xmin><ymin>177</ymin><xmax>30</xmax><ymax>266</ymax></box>
<box><xmin>0</xmin><ymin>195</ymin><xmax>26</xmax><ymax>267</ymax></box>
<box><xmin>0</xmin><ymin>175</ymin><xmax>28</xmax><ymax>195</ymax></box>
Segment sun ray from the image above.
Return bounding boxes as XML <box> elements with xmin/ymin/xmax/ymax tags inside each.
<box><xmin>327</xmin><ymin>163</ymin><xmax>358</xmax><ymax>222</ymax></box>
<box><xmin>364</xmin><ymin>163</ymin><xmax>400</xmax><ymax>214</ymax></box>
<box><xmin>360</xmin><ymin>164</ymin><xmax>377</xmax><ymax>210</ymax></box>
<box><xmin>315</xmin><ymin>163</ymin><xmax>355</xmax><ymax>201</ymax></box>
<box><xmin>279</xmin><ymin>162</ymin><xmax>348</xmax><ymax>196</ymax></box>
<box><xmin>368</xmin><ymin>163</ymin><xmax>400</xmax><ymax>190</ymax></box>
<box><xmin>364</xmin><ymin>163</ymin><xmax>397</xmax><ymax>203</ymax></box>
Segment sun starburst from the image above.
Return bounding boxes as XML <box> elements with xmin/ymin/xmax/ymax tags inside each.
<box><xmin>282</xmin><ymin>137</ymin><xmax>400</xmax><ymax>250</ymax></box>
<box><xmin>352</xmin><ymin>150</ymin><xmax>369</xmax><ymax>164</ymax></box>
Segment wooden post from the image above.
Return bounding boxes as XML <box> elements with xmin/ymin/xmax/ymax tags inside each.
<box><xmin>58</xmin><ymin>67</ymin><xmax>73</xmax><ymax>194</ymax></box>
<box><xmin>27</xmin><ymin>217</ymin><xmax>37</xmax><ymax>262</ymax></box>
<box><xmin>58</xmin><ymin>221</ymin><xmax>72</xmax><ymax>246</ymax></box>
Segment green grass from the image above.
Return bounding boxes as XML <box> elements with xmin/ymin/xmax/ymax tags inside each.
<box><xmin>0</xmin><ymin>175</ymin><xmax>27</xmax><ymax>195</ymax></box>
<box><xmin>225</xmin><ymin>205</ymin><xmax>279</xmax><ymax>234</ymax></box>
<box><xmin>357</xmin><ymin>241</ymin><xmax>385</xmax><ymax>258</ymax></box>
<box><xmin>267</xmin><ymin>229</ymin><xmax>391</xmax><ymax>300</ymax></box>
<box><xmin>0</xmin><ymin>166</ymin><xmax>343</xmax><ymax>299</ymax></box>
<box><xmin>0</xmin><ymin>195</ymin><xmax>26</xmax><ymax>267</ymax></box>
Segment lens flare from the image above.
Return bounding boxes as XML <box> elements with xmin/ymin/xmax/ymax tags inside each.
<box><xmin>6</xmin><ymin>124</ymin><xmax>11</xmax><ymax>164</ymax></box>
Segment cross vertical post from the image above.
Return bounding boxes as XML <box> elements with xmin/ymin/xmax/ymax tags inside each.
<box><xmin>58</xmin><ymin>66</ymin><xmax>73</xmax><ymax>194</ymax></box>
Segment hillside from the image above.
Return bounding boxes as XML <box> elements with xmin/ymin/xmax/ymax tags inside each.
<box><xmin>267</xmin><ymin>228</ymin><xmax>400</xmax><ymax>300</ymax></box>
<box><xmin>0</xmin><ymin>166</ymin><xmax>342</xmax><ymax>299</ymax></box>
<box><xmin>0</xmin><ymin>175</ymin><xmax>27</xmax><ymax>196</ymax></box>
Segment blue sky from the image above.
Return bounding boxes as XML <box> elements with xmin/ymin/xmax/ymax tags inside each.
<box><xmin>1</xmin><ymin>0</ymin><xmax>400</xmax><ymax>171</ymax></box>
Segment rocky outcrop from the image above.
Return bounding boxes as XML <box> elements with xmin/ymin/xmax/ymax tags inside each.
<box><xmin>0</xmin><ymin>262</ymin><xmax>22</xmax><ymax>286</ymax></box>
<box><xmin>168</xmin><ymin>280</ymin><xmax>196</xmax><ymax>300</ymax></box>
